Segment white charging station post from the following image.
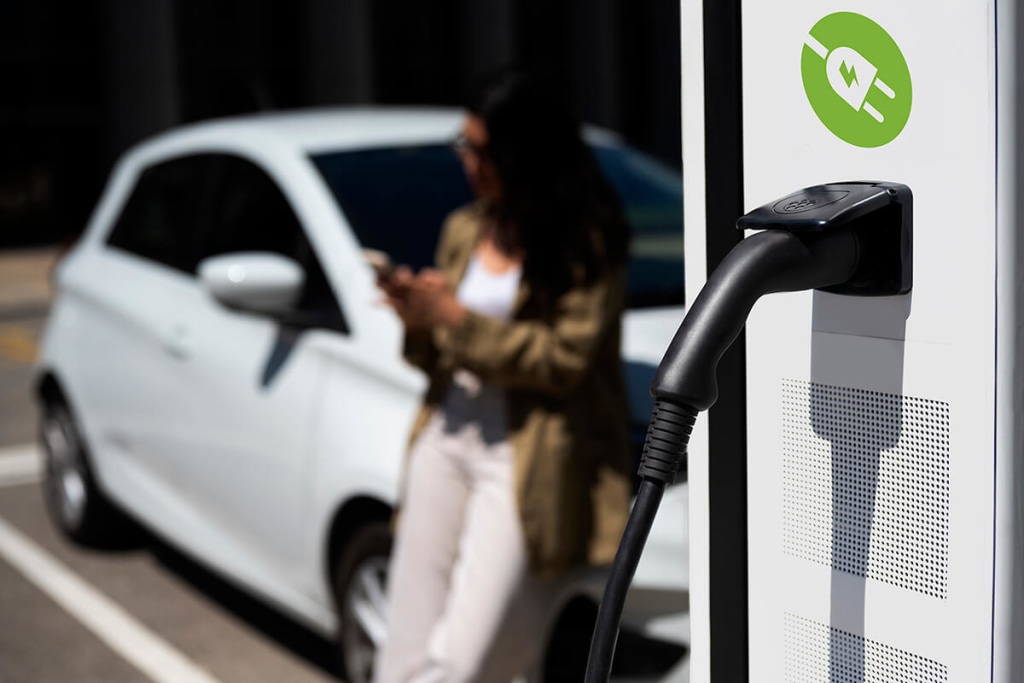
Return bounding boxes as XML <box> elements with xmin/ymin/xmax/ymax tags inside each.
<box><xmin>681</xmin><ymin>1</ymin><xmax>1024</xmax><ymax>681</ymax></box>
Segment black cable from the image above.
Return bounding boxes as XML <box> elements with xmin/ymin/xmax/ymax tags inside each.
<box><xmin>585</xmin><ymin>477</ymin><xmax>664</xmax><ymax>682</ymax></box>
<box><xmin>585</xmin><ymin>401</ymin><xmax>696</xmax><ymax>682</ymax></box>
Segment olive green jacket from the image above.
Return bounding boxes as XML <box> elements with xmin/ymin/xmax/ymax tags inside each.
<box><xmin>402</xmin><ymin>203</ymin><xmax>633</xmax><ymax>580</ymax></box>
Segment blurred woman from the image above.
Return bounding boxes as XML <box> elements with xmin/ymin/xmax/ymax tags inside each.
<box><xmin>375</xmin><ymin>66</ymin><xmax>633</xmax><ymax>683</ymax></box>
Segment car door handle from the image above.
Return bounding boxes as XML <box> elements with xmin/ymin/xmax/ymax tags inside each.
<box><xmin>163</xmin><ymin>325</ymin><xmax>191</xmax><ymax>360</ymax></box>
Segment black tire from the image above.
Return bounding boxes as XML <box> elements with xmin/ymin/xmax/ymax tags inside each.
<box><xmin>39</xmin><ymin>398</ymin><xmax>135</xmax><ymax>547</ymax></box>
<box><xmin>332</xmin><ymin>520</ymin><xmax>393</xmax><ymax>683</ymax></box>
<box><xmin>540</xmin><ymin>596</ymin><xmax>599</xmax><ymax>682</ymax></box>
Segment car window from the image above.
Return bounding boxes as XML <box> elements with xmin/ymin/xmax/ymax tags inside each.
<box><xmin>311</xmin><ymin>141</ymin><xmax>684</xmax><ymax>309</ymax></box>
<box><xmin>201</xmin><ymin>157</ymin><xmax>308</xmax><ymax>258</ymax></box>
<box><xmin>199</xmin><ymin>155</ymin><xmax>348</xmax><ymax>333</ymax></box>
<box><xmin>311</xmin><ymin>145</ymin><xmax>474</xmax><ymax>272</ymax></box>
<box><xmin>106</xmin><ymin>154</ymin><xmax>214</xmax><ymax>273</ymax></box>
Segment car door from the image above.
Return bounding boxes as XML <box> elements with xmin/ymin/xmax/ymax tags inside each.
<box><xmin>148</xmin><ymin>153</ymin><xmax>344</xmax><ymax>593</ymax></box>
<box><xmin>83</xmin><ymin>154</ymin><xmax>220</xmax><ymax>510</ymax></box>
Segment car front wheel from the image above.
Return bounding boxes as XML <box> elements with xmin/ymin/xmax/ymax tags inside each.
<box><xmin>332</xmin><ymin>520</ymin><xmax>392</xmax><ymax>683</ymax></box>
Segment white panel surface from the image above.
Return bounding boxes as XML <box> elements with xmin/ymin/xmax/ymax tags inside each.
<box><xmin>741</xmin><ymin>2</ymin><xmax>995</xmax><ymax>681</ymax></box>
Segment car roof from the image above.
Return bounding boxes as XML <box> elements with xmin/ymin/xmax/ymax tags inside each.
<box><xmin>132</xmin><ymin>107</ymin><xmax>464</xmax><ymax>156</ymax></box>
<box><xmin>125</xmin><ymin>106</ymin><xmax>624</xmax><ymax>161</ymax></box>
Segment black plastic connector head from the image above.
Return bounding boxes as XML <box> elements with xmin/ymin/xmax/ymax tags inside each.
<box><xmin>737</xmin><ymin>181</ymin><xmax>912</xmax><ymax>296</ymax></box>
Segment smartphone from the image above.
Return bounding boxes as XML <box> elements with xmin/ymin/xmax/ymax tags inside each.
<box><xmin>363</xmin><ymin>248</ymin><xmax>395</xmax><ymax>281</ymax></box>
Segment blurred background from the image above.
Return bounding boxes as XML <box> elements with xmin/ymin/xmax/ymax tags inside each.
<box><xmin>0</xmin><ymin>4</ymin><xmax>687</xmax><ymax>681</ymax></box>
<box><xmin>0</xmin><ymin>0</ymin><xmax>681</xmax><ymax>249</ymax></box>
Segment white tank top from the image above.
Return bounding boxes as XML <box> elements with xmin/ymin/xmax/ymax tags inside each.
<box><xmin>444</xmin><ymin>253</ymin><xmax>522</xmax><ymax>441</ymax></box>
<box><xmin>455</xmin><ymin>253</ymin><xmax>522</xmax><ymax>320</ymax></box>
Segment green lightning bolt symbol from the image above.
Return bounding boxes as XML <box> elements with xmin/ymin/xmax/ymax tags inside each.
<box><xmin>840</xmin><ymin>60</ymin><xmax>858</xmax><ymax>87</ymax></box>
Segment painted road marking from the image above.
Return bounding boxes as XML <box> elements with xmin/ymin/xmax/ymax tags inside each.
<box><xmin>0</xmin><ymin>444</ymin><xmax>41</xmax><ymax>488</ymax></box>
<box><xmin>0</xmin><ymin>324</ymin><xmax>38</xmax><ymax>363</ymax></box>
<box><xmin>0</xmin><ymin>514</ymin><xmax>223</xmax><ymax>683</ymax></box>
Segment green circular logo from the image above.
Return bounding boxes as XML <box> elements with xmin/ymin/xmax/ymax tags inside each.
<box><xmin>801</xmin><ymin>12</ymin><xmax>912</xmax><ymax>148</ymax></box>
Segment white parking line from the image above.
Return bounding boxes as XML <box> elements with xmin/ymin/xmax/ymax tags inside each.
<box><xmin>0</xmin><ymin>505</ymin><xmax>222</xmax><ymax>683</ymax></box>
<box><xmin>0</xmin><ymin>444</ymin><xmax>42</xmax><ymax>488</ymax></box>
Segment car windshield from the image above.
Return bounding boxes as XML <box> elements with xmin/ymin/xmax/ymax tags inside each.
<box><xmin>310</xmin><ymin>142</ymin><xmax>684</xmax><ymax>308</ymax></box>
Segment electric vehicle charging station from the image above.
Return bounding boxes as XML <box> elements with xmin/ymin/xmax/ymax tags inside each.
<box><xmin>599</xmin><ymin>1</ymin><xmax>1024</xmax><ymax>681</ymax></box>
<box><xmin>671</xmin><ymin>1</ymin><xmax>1024</xmax><ymax>683</ymax></box>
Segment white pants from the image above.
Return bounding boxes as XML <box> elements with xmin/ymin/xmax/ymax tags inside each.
<box><xmin>375</xmin><ymin>401</ymin><xmax>553</xmax><ymax>683</ymax></box>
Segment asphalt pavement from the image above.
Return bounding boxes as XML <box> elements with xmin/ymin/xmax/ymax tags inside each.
<box><xmin>0</xmin><ymin>247</ymin><xmax>55</xmax><ymax>448</ymax></box>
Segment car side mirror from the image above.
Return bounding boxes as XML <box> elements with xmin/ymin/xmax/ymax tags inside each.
<box><xmin>198</xmin><ymin>252</ymin><xmax>305</xmax><ymax>316</ymax></box>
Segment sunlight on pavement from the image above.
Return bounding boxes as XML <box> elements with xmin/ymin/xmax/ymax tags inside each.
<box><xmin>0</xmin><ymin>444</ymin><xmax>41</xmax><ymax>488</ymax></box>
<box><xmin>0</xmin><ymin>325</ymin><xmax>37</xmax><ymax>363</ymax></box>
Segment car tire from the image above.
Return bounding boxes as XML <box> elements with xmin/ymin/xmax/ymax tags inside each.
<box><xmin>332</xmin><ymin>520</ymin><xmax>392</xmax><ymax>683</ymax></box>
<box><xmin>40</xmin><ymin>397</ymin><xmax>134</xmax><ymax>546</ymax></box>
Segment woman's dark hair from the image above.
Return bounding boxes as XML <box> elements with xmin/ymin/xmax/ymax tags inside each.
<box><xmin>465</xmin><ymin>66</ymin><xmax>630</xmax><ymax>300</ymax></box>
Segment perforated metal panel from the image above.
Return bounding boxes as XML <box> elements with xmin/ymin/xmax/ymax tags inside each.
<box><xmin>784</xmin><ymin>613</ymin><xmax>948</xmax><ymax>682</ymax></box>
<box><xmin>781</xmin><ymin>380</ymin><xmax>950</xmax><ymax>598</ymax></box>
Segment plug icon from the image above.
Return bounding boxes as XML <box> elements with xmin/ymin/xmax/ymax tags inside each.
<box><xmin>801</xmin><ymin>13</ymin><xmax>911</xmax><ymax>147</ymax></box>
<box><xmin>806</xmin><ymin>36</ymin><xmax>896</xmax><ymax>123</ymax></box>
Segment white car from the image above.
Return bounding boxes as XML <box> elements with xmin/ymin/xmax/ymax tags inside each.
<box><xmin>33</xmin><ymin>108</ymin><xmax>689</xmax><ymax>682</ymax></box>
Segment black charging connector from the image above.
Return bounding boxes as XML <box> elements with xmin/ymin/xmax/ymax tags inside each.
<box><xmin>736</xmin><ymin>181</ymin><xmax>912</xmax><ymax>296</ymax></box>
<box><xmin>584</xmin><ymin>181</ymin><xmax>912</xmax><ymax>683</ymax></box>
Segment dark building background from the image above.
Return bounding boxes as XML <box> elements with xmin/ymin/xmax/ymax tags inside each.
<box><xmin>0</xmin><ymin>0</ymin><xmax>681</xmax><ymax>248</ymax></box>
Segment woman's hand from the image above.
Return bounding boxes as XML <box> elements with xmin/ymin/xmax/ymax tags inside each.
<box><xmin>407</xmin><ymin>269</ymin><xmax>467</xmax><ymax>330</ymax></box>
<box><xmin>379</xmin><ymin>267</ymin><xmax>466</xmax><ymax>331</ymax></box>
